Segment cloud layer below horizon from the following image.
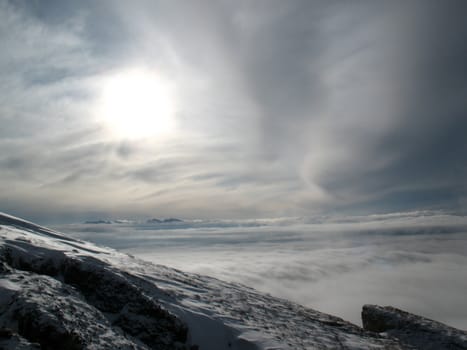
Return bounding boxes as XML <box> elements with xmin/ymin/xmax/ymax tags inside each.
<box><xmin>1</xmin><ymin>1</ymin><xmax>467</xmax><ymax>221</ymax></box>
<box><xmin>55</xmin><ymin>211</ymin><xmax>467</xmax><ymax>329</ymax></box>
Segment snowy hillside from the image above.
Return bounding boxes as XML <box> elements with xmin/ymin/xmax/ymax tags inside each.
<box><xmin>0</xmin><ymin>212</ymin><xmax>465</xmax><ymax>349</ymax></box>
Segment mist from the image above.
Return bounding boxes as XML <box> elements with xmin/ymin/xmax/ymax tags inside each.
<box><xmin>55</xmin><ymin>211</ymin><xmax>467</xmax><ymax>329</ymax></box>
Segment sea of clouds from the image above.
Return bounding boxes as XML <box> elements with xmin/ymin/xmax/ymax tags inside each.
<box><xmin>54</xmin><ymin>211</ymin><xmax>467</xmax><ymax>329</ymax></box>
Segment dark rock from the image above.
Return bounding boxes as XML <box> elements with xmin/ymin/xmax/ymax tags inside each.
<box><xmin>62</xmin><ymin>258</ymin><xmax>188</xmax><ymax>348</ymax></box>
<box><xmin>0</xmin><ymin>327</ymin><xmax>14</xmax><ymax>338</ymax></box>
<box><xmin>161</xmin><ymin>218</ymin><xmax>183</xmax><ymax>223</ymax></box>
<box><xmin>146</xmin><ymin>218</ymin><xmax>162</xmax><ymax>223</ymax></box>
<box><xmin>146</xmin><ymin>218</ymin><xmax>183</xmax><ymax>223</ymax></box>
<box><xmin>362</xmin><ymin>304</ymin><xmax>467</xmax><ymax>350</ymax></box>
<box><xmin>84</xmin><ymin>220</ymin><xmax>112</xmax><ymax>224</ymax></box>
<box><xmin>1</xmin><ymin>245</ymin><xmax>188</xmax><ymax>350</ymax></box>
<box><xmin>0</xmin><ymin>328</ymin><xmax>41</xmax><ymax>349</ymax></box>
<box><xmin>17</xmin><ymin>308</ymin><xmax>83</xmax><ymax>350</ymax></box>
<box><xmin>0</xmin><ymin>273</ymin><xmax>122</xmax><ymax>350</ymax></box>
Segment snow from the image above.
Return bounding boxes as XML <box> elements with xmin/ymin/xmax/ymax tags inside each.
<box><xmin>2</xmin><ymin>211</ymin><xmax>460</xmax><ymax>349</ymax></box>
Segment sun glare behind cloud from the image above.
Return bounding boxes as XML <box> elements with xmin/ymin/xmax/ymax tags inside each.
<box><xmin>97</xmin><ymin>68</ymin><xmax>176</xmax><ymax>140</ymax></box>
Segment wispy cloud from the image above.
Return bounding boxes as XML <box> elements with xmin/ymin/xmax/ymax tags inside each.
<box><xmin>1</xmin><ymin>1</ymin><xmax>467</xmax><ymax>220</ymax></box>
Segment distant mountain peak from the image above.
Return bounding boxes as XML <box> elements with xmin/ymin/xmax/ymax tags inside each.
<box><xmin>84</xmin><ymin>220</ymin><xmax>113</xmax><ymax>224</ymax></box>
<box><xmin>146</xmin><ymin>217</ymin><xmax>183</xmax><ymax>224</ymax></box>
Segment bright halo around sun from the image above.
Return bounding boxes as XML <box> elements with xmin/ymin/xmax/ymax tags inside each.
<box><xmin>97</xmin><ymin>68</ymin><xmax>176</xmax><ymax>140</ymax></box>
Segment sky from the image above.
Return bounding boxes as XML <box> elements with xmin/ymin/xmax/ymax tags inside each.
<box><xmin>1</xmin><ymin>0</ymin><xmax>467</xmax><ymax>223</ymax></box>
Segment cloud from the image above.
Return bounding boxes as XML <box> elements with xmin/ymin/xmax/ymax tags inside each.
<box><xmin>1</xmin><ymin>1</ymin><xmax>466</xmax><ymax>220</ymax></box>
<box><xmin>301</xmin><ymin>2</ymin><xmax>467</xmax><ymax>211</ymax></box>
<box><xmin>55</xmin><ymin>212</ymin><xmax>467</xmax><ymax>329</ymax></box>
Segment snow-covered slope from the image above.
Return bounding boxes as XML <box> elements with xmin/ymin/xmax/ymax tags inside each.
<box><xmin>0</xmin><ymin>212</ymin><xmax>463</xmax><ymax>349</ymax></box>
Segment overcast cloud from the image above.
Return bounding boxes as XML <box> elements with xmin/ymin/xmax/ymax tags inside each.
<box><xmin>1</xmin><ymin>1</ymin><xmax>467</xmax><ymax>222</ymax></box>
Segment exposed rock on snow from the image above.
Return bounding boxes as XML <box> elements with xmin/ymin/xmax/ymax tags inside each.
<box><xmin>362</xmin><ymin>304</ymin><xmax>467</xmax><ymax>350</ymax></box>
<box><xmin>1</xmin><ymin>212</ymin><xmax>463</xmax><ymax>349</ymax></box>
<box><xmin>0</xmin><ymin>214</ymin><xmax>187</xmax><ymax>349</ymax></box>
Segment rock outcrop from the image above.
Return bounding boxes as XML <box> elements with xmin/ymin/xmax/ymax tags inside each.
<box><xmin>362</xmin><ymin>304</ymin><xmax>467</xmax><ymax>350</ymax></box>
<box><xmin>0</xmin><ymin>248</ymin><xmax>189</xmax><ymax>350</ymax></box>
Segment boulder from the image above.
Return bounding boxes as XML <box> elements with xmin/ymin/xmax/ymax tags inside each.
<box><xmin>362</xmin><ymin>304</ymin><xmax>467</xmax><ymax>350</ymax></box>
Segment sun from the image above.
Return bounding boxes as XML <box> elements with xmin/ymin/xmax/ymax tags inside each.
<box><xmin>97</xmin><ymin>68</ymin><xmax>176</xmax><ymax>139</ymax></box>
